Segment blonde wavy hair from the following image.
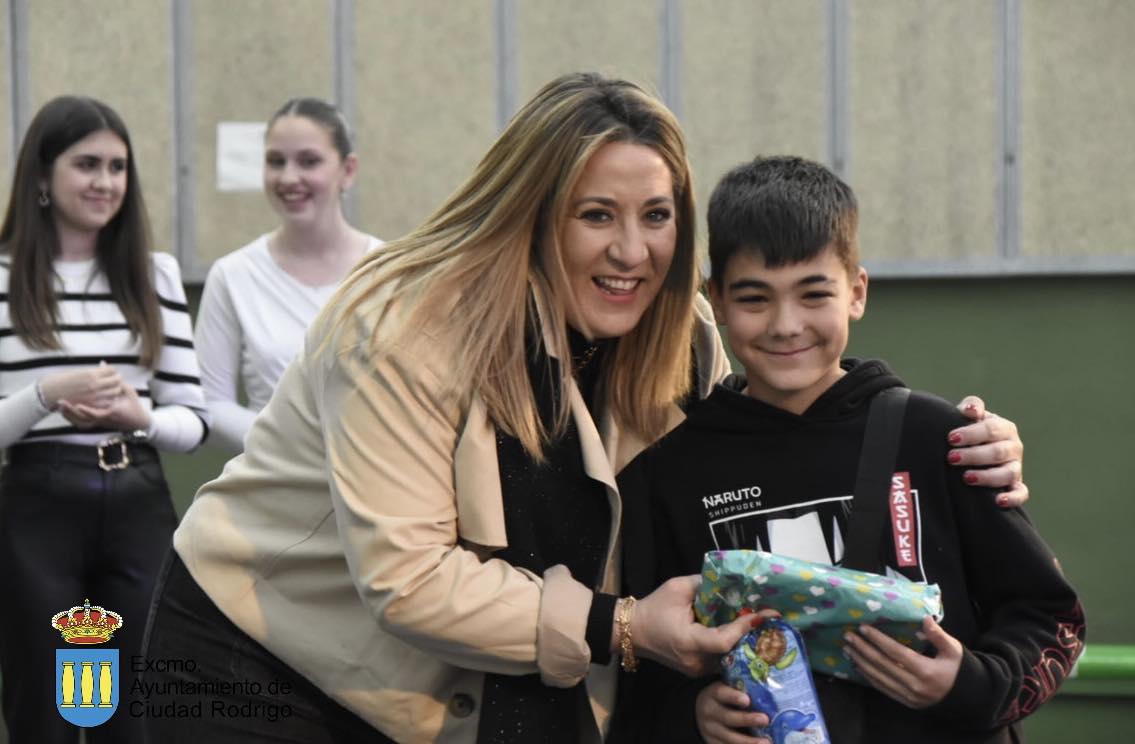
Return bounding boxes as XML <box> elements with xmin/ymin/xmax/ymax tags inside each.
<box><xmin>331</xmin><ymin>72</ymin><xmax>699</xmax><ymax>458</ymax></box>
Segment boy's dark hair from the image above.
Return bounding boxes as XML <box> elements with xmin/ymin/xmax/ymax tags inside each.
<box><xmin>707</xmin><ymin>155</ymin><xmax>859</xmax><ymax>285</ymax></box>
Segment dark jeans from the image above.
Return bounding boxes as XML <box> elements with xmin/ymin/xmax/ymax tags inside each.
<box><xmin>140</xmin><ymin>551</ymin><xmax>396</xmax><ymax>743</ymax></box>
<box><xmin>0</xmin><ymin>442</ymin><xmax>176</xmax><ymax>744</ymax></box>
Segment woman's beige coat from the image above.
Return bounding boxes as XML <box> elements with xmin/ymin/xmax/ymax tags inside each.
<box><xmin>173</xmin><ymin>287</ymin><xmax>729</xmax><ymax>743</ymax></box>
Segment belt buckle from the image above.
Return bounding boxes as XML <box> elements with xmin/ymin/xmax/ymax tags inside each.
<box><xmin>97</xmin><ymin>437</ymin><xmax>130</xmax><ymax>471</ymax></box>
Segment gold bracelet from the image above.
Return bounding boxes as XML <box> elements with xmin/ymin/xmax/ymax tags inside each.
<box><xmin>617</xmin><ymin>596</ymin><xmax>638</xmax><ymax>673</ymax></box>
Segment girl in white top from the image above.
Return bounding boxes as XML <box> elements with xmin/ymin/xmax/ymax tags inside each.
<box><xmin>195</xmin><ymin>98</ymin><xmax>382</xmax><ymax>453</ymax></box>
<box><xmin>0</xmin><ymin>95</ymin><xmax>206</xmax><ymax>744</ymax></box>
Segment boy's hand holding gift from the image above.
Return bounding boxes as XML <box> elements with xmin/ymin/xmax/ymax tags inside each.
<box><xmin>696</xmin><ymin>681</ymin><xmax>772</xmax><ymax>744</ymax></box>
<box><xmin>842</xmin><ymin>614</ymin><xmax>964</xmax><ymax>708</ymax></box>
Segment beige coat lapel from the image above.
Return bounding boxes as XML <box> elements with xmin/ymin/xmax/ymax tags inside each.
<box><xmin>452</xmin><ymin>282</ymin><xmax>621</xmax><ymax>553</ymax></box>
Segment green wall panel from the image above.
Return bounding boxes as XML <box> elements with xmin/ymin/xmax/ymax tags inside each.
<box><xmin>1024</xmin><ymin>693</ymin><xmax>1135</xmax><ymax>740</ymax></box>
<box><xmin>847</xmin><ymin>276</ymin><xmax>1135</xmax><ymax>644</ymax></box>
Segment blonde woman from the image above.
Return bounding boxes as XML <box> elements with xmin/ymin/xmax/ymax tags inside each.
<box><xmin>195</xmin><ymin>98</ymin><xmax>382</xmax><ymax>454</ymax></box>
<box><xmin>142</xmin><ymin>74</ymin><xmax>1024</xmax><ymax>743</ymax></box>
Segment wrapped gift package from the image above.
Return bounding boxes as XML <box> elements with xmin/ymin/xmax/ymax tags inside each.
<box><xmin>695</xmin><ymin>550</ymin><xmax>943</xmax><ymax>684</ymax></box>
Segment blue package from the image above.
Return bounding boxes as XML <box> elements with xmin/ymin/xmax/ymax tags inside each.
<box><xmin>721</xmin><ymin>619</ymin><xmax>831</xmax><ymax>744</ymax></box>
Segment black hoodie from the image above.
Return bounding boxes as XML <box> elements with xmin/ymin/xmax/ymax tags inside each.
<box><xmin>615</xmin><ymin>359</ymin><xmax>1084</xmax><ymax>744</ymax></box>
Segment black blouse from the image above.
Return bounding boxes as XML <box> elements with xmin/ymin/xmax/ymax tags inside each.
<box><xmin>476</xmin><ymin>327</ymin><xmax>613</xmax><ymax>743</ymax></box>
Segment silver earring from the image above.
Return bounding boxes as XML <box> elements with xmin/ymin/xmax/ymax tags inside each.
<box><xmin>38</xmin><ymin>188</ymin><xmax>50</xmax><ymax>207</ymax></box>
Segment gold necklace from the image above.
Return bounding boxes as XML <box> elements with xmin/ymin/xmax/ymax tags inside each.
<box><xmin>573</xmin><ymin>343</ymin><xmax>602</xmax><ymax>374</ymax></box>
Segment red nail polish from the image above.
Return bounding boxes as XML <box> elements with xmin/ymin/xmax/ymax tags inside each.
<box><xmin>964</xmin><ymin>472</ymin><xmax>979</xmax><ymax>485</ymax></box>
<box><xmin>948</xmin><ymin>432</ymin><xmax>963</xmax><ymax>445</ymax></box>
<box><xmin>947</xmin><ymin>451</ymin><xmax>961</xmax><ymax>464</ymax></box>
<box><xmin>997</xmin><ymin>495</ymin><xmax>1009</xmax><ymax>507</ymax></box>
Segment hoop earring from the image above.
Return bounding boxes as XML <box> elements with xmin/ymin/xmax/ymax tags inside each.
<box><xmin>38</xmin><ymin>188</ymin><xmax>50</xmax><ymax>208</ymax></box>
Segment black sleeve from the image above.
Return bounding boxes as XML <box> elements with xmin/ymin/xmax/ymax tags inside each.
<box><xmin>923</xmin><ymin>405</ymin><xmax>1085</xmax><ymax>729</ymax></box>
<box><xmin>586</xmin><ymin>593</ymin><xmax>618</xmax><ymax>665</ymax></box>
<box><xmin>614</xmin><ymin>448</ymin><xmax>712</xmax><ymax>743</ymax></box>
<box><xmin>617</xmin><ymin>452</ymin><xmax>660</xmax><ymax>598</ymax></box>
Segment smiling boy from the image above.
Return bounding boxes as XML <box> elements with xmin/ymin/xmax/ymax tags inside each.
<box><xmin>617</xmin><ymin>156</ymin><xmax>1084</xmax><ymax>743</ymax></box>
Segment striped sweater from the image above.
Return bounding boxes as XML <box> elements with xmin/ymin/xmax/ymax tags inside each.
<box><xmin>0</xmin><ymin>252</ymin><xmax>208</xmax><ymax>451</ymax></box>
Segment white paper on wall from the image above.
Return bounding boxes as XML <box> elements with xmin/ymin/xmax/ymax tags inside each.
<box><xmin>216</xmin><ymin>122</ymin><xmax>267</xmax><ymax>191</ymax></box>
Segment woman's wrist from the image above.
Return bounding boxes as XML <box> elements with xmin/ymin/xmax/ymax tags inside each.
<box><xmin>34</xmin><ymin>380</ymin><xmax>54</xmax><ymax>411</ymax></box>
<box><xmin>133</xmin><ymin>409</ymin><xmax>155</xmax><ymax>436</ymax></box>
<box><xmin>36</xmin><ymin>375</ymin><xmax>59</xmax><ymax>411</ymax></box>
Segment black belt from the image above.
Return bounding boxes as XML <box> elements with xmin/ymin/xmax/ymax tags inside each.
<box><xmin>4</xmin><ymin>440</ymin><xmax>159</xmax><ymax>471</ymax></box>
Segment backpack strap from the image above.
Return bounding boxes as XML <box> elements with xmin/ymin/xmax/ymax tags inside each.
<box><xmin>840</xmin><ymin>387</ymin><xmax>911</xmax><ymax>572</ymax></box>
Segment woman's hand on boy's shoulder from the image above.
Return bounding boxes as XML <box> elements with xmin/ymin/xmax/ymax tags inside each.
<box><xmin>948</xmin><ymin>396</ymin><xmax>1027</xmax><ymax>508</ymax></box>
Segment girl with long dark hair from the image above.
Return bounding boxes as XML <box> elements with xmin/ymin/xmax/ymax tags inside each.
<box><xmin>0</xmin><ymin>95</ymin><xmax>207</xmax><ymax>743</ymax></box>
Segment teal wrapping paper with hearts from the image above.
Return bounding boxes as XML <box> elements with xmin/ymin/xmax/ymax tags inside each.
<box><xmin>694</xmin><ymin>550</ymin><xmax>943</xmax><ymax>684</ymax></box>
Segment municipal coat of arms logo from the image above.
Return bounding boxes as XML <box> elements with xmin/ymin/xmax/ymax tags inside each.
<box><xmin>51</xmin><ymin>599</ymin><xmax>122</xmax><ymax>727</ymax></box>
